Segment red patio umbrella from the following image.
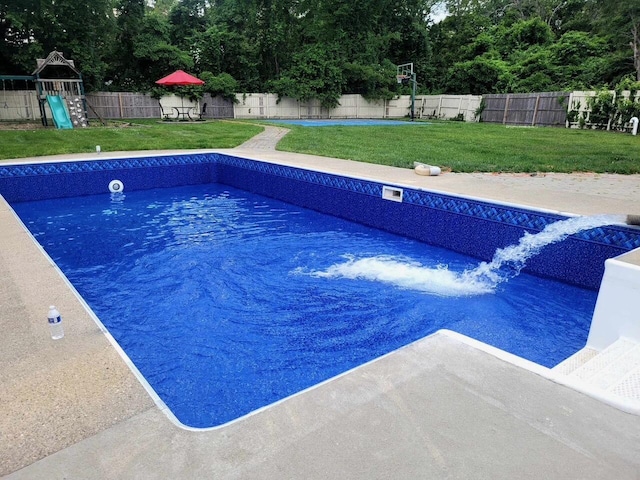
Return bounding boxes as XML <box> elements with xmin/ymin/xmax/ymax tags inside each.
<box><xmin>155</xmin><ymin>70</ymin><xmax>205</xmax><ymax>87</ymax></box>
<box><xmin>155</xmin><ymin>70</ymin><xmax>205</xmax><ymax>116</ymax></box>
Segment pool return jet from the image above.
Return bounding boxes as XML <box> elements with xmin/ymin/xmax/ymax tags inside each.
<box><xmin>310</xmin><ymin>213</ymin><xmax>639</xmax><ymax>297</ymax></box>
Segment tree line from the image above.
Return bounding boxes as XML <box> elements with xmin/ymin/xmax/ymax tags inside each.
<box><xmin>1</xmin><ymin>0</ymin><xmax>639</xmax><ymax>107</ymax></box>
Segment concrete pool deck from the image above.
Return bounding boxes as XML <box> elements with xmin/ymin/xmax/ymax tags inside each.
<box><xmin>2</xmin><ymin>135</ymin><xmax>640</xmax><ymax>478</ymax></box>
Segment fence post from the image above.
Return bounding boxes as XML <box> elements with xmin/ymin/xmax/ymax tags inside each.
<box><xmin>28</xmin><ymin>91</ymin><xmax>35</xmax><ymax>120</ymax></box>
<box><xmin>607</xmin><ymin>91</ymin><xmax>616</xmax><ymax>131</ymax></box>
<box><xmin>23</xmin><ymin>92</ymin><xmax>30</xmax><ymax>120</ymax></box>
<box><xmin>502</xmin><ymin>94</ymin><xmax>511</xmax><ymax>124</ymax></box>
<box><xmin>118</xmin><ymin>93</ymin><xmax>124</xmax><ymax>119</ymax></box>
<box><xmin>531</xmin><ymin>94</ymin><xmax>541</xmax><ymax>126</ymax></box>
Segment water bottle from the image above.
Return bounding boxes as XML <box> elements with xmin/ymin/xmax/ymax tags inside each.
<box><xmin>48</xmin><ymin>305</ymin><xmax>64</xmax><ymax>340</ymax></box>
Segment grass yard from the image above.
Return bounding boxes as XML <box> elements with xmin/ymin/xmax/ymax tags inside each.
<box><xmin>1</xmin><ymin>118</ymin><xmax>639</xmax><ymax>174</ymax></box>
<box><xmin>0</xmin><ymin>119</ymin><xmax>263</xmax><ymax>161</ymax></box>
<box><xmin>275</xmin><ymin>120</ymin><xmax>640</xmax><ymax>174</ymax></box>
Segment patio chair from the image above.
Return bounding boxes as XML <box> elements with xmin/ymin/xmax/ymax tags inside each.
<box><xmin>159</xmin><ymin>101</ymin><xmax>173</xmax><ymax>121</ymax></box>
<box><xmin>196</xmin><ymin>102</ymin><xmax>207</xmax><ymax>121</ymax></box>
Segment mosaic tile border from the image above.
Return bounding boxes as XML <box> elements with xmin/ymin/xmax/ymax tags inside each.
<box><xmin>217</xmin><ymin>154</ymin><xmax>640</xmax><ymax>251</ymax></box>
<box><xmin>217</xmin><ymin>154</ymin><xmax>383</xmax><ymax>197</ymax></box>
<box><xmin>1</xmin><ymin>153</ymin><xmax>639</xmax><ymax>252</ymax></box>
<box><xmin>0</xmin><ymin>154</ymin><xmax>213</xmax><ymax>178</ymax></box>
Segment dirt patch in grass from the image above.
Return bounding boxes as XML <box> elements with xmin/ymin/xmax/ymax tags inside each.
<box><xmin>0</xmin><ymin>122</ymin><xmax>45</xmax><ymax>130</ymax></box>
<box><xmin>0</xmin><ymin>120</ymin><xmax>141</xmax><ymax>130</ymax></box>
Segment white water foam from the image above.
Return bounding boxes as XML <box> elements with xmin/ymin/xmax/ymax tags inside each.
<box><xmin>304</xmin><ymin>214</ymin><xmax>627</xmax><ymax>297</ymax></box>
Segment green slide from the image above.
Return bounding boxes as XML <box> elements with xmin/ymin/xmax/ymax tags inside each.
<box><xmin>46</xmin><ymin>95</ymin><xmax>73</xmax><ymax>129</ymax></box>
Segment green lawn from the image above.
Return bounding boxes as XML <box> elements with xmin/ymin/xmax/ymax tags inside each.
<box><xmin>2</xmin><ymin>118</ymin><xmax>639</xmax><ymax>174</ymax></box>
<box><xmin>275</xmin><ymin>120</ymin><xmax>640</xmax><ymax>174</ymax></box>
<box><xmin>0</xmin><ymin>119</ymin><xmax>263</xmax><ymax>161</ymax></box>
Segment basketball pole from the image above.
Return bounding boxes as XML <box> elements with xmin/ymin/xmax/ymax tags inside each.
<box><xmin>397</xmin><ymin>63</ymin><xmax>417</xmax><ymax>121</ymax></box>
<box><xmin>410</xmin><ymin>72</ymin><xmax>416</xmax><ymax>121</ymax></box>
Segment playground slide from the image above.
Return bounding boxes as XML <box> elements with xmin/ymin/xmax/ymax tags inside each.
<box><xmin>46</xmin><ymin>95</ymin><xmax>73</xmax><ymax>129</ymax></box>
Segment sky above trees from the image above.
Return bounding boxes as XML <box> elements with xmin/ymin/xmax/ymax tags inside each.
<box><xmin>1</xmin><ymin>0</ymin><xmax>638</xmax><ymax>106</ymax></box>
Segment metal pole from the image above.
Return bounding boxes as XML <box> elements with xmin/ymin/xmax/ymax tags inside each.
<box><xmin>411</xmin><ymin>73</ymin><xmax>416</xmax><ymax>121</ymax></box>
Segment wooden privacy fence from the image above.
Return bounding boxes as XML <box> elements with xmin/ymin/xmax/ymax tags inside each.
<box><xmin>85</xmin><ymin>92</ymin><xmax>234</xmax><ymax>120</ymax></box>
<box><xmin>0</xmin><ymin>91</ymin><xmax>40</xmax><ymax>121</ymax></box>
<box><xmin>481</xmin><ymin>92</ymin><xmax>569</xmax><ymax>126</ymax></box>
<box><xmin>201</xmin><ymin>94</ymin><xmax>234</xmax><ymax>119</ymax></box>
<box><xmin>85</xmin><ymin>92</ymin><xmax>159</xmax><ymax>119</ymax></box>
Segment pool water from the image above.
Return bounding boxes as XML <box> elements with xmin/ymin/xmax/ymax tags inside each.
<box><xmin>13</xmin><ymin>183</ymin><xmax>597</xmax><ymax>428</ymax></box>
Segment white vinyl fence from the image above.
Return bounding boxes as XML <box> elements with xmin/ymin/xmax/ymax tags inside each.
<box><xmin>234</xmin><ymin>93</ymin><xmax>482</xmax><ymax>121</ymax></box>
<box><xmin>418</xmin><ymin>95</ymin><xmax>483</xmax><ymax>121</ymax></box>
<box><xmin>234</xmin><ymin>94</ymin><xmax>331</xmax><ymax>119</ymax></box>
<box><xmin>567</xmin><ymin>90</ymin><xmax>640</xmax><ymax>130</ymax></box>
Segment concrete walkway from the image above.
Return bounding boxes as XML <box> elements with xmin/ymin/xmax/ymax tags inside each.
<box><xmin>2</xmin><ymin>127</ymin><xmax>640</xmax><ymax>478</ymax></box>
<box><xmin>233</xmin><ymin>124</ymin><xmax>640</xmax><ymax>216</ymax></box>
<box><xmin>235</xmin><ymin>124</ymin><xmax>290</xmax><ymax>150</ymax></box>
<box><xmin>7</xmin><ymin>333</ymin><xmax>640</xmax><ymax>480</ymax></box>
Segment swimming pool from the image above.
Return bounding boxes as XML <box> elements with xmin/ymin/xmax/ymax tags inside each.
<box><xmin>13</xmin><ymin>183</ymin><xmax>598</xmax><ymax>427</ymax></box>
<box><xmin>2</xmin><ymin>153</ymin><xmax>639</xmax><ymax>428</ymax></box>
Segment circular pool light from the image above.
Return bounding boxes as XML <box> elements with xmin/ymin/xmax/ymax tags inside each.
<box><xmin>109</xmin><ymin>179</ymin><xmax>124</xmax><ymax>193</ymax></box>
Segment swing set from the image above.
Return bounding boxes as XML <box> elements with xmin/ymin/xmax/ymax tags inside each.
<box><xmin>0</xmin><ymin>51</ymin><xmax>89</xmax><ymax>128</ymax></box>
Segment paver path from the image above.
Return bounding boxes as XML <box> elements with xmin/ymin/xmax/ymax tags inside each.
<box><xmin>235</xmin><ymin>125</ymin><xmax>290</xmax><ymax>150</ymax></box>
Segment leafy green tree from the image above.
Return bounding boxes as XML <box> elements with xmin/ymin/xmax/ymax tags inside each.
<box><xmin>0</xmin><ymin>0</ymin><xmax>116</xmax><ymax>89</ymax></box>
<box><xmin>494</xmin><ymin>17</ymin><xmax>554</xmax><ymax>56</ymax></box>
<box><xmin>109</xmin><ymin>11</ymin><xmax>192</xmax><ymax>90</ymax></box>
<box><xmin>343</xmin><ymin>60</ymin><xmax>398</xmax><ymax>100</ymax></box>
<box><xmin>193</xmin><ymin>26</ymin><xmax>260</xmax><ymax>91</ymax></box>
<box><xmin>445</xmin><ymin>55</ymin><xmax>514</xmax><ymax>93</ymax></box>
<box><xmin>428</xmin><ymin>12</ymin><xmax>492</xmax><ymax>91</ymax></box>
<box><xmin>253</xmin><ymin>0</ymin><xmax>301</xmax><ymax>82</ymax></box>
<box><xmin>549</xmin><ymin>30</ymin><xmax>608</xmax><ymax>88</ymax></box>
<box><xmin>2</xmin><ymin>0</ymin><xmax>636</xmax><ymax>99</ymax></box>
<box><xmin>604</xmin><ymin>1</ymin><xmax>640</xmax><ymax>81</ymax></box>
<box><xmin>110</xmin><ymin>0</ymin><xmax>146</xmax><ymax>89</ymax></box>
<box><xmin>510</xmin><ymin>47</ymin><xmax>556</xmax><ymax>92</ymax></box>
<box><xmin>199</xmin><ymin>71</ymin><xmax>239</xmax><ymax>102</ymax></box>
<box><xmin>386</xmin><ymin>0</ymin><xmax>434</xmax><ymax>86</ymax></box>
<box><xmin>270</xmin><ymin>43</ymin><xmax>346</xmax><ymax>108</ymax></box>
<box><xmin>1</xmin><ymin>0</ymin><xmax>44</xmax><ymax>74</ymax></box>
<box><xmin>168</xmin><ymin>0</ymin><xmax>209</xmax><ymax>51</ymax></box>
<box><xmin>579</xmin><ymin>0</ymin><xmax>639</xmax><ymax>83</ymax></box>
<box><xmin>150</xmin><ymin>0</ymin><xmax>177</xmax><ymax>16</ymax></box>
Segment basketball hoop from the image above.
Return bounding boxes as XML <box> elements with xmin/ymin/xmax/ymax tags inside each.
<box><xmin>396</xmin><ymin>62</ymin><xmax>417</xmax><ymax>121</ymax></box>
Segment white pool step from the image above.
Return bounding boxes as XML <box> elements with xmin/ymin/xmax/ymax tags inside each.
<box><xmin>552</xmin><ymin>338</ymin><xmax>640</xmax><ymax>408</ymax></box>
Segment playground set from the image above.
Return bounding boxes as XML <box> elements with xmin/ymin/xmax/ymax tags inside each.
<box><xmin>0</xmin><ymin>51</ymin><xmax>88</xmax><ymax>129</ymax></box>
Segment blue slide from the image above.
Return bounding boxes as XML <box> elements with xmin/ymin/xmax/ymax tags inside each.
<box><xmin>46</xmin><ymin>95</ymin><xmax>73</xmax><ymax>129</ymax></box>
